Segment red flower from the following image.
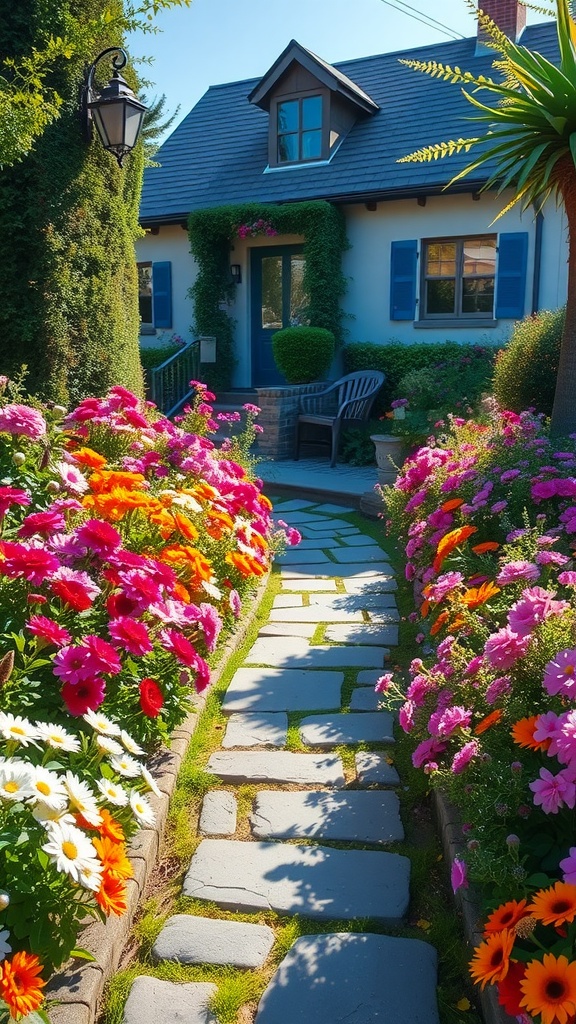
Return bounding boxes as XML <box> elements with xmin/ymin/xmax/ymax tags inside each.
<box><xmin>62</xmin><ymin>677</ymin><xmax>106</xmax><ymax>716</ymax></box>
<box><xmin>497</xmin><ymin>960</ymin><xmax>526</xmax><ymax>1016</ymax></box>
<box><xmin>108</xmin><ymin>616</ymin><xmax>153</xmax><ymax>657</ymax></box>
<box><xmin>50</xmin><ymin>577</ymin><xmax>94</xmax><ymax>612</ymax></box>
<box><xmin>139</xmin><ymin>678</ymin><xmax>164</xmax><ymax>717</ymax></box>
<box><xmin>27</xmin><ymin>615</ymin><xmax>71</xmax><ymax>648</ymax></box>
<box><xmin>0</xmin><ymin>542</ymin><xmax>60</xmax><ymax>585</ymax></box>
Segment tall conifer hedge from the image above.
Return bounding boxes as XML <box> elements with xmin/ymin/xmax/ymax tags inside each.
<box><xmin>0</xmin><ymin>0</ymin><xmax>144</xmax><ymax>404</ymax></box>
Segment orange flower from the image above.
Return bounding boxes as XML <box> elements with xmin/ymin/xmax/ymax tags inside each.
<box><xmin>484</xmin><ymin>900</ymin><xmax>529</xmax><ymax>935</ymax></box>
<box><xmin>258</xmin><ymin>494</ymin><xmax>273</xmax><ymax>511</ymax></box>
<box><xmin>173</xmin><ymin>580</ymin><xmax>191</xmax><ymax>604</ymax></box>
<box><xmin>519</xmin><ymin>953</ymin><xmax>576</xmax><ymax>1024</ymax></box>
<box><xmin>70</xmin><ymin>446</ymin><xmax>107</xmax><ymax>470</ymax></box>
<box><xmin>441</xmin><ymin>498</ymin><xmax>465</xmax><ymax>512</ymax></box>
<box><xmin>433</xmin><ymin>525</ymin><xmax>478</xmax><ymax>572</ymax></box>
<box><xmin>205</xmin><ymin>510</ymin><xmax>234</xmax><ymax>540</ymax></box>
<box><xmin>96</xmin><ymin>870</ymin><xmax>128</xmax><ymax>917</ymax></box>
<box><xmin>226</xmin><ymin>550</ymin><xmax>268</xmax><ymax>578</ymax></box>
<box><xmin>420</xmin><ymin>599</ymin><xmax>430</xmax><ymax>618</ymax></box>
<box><xmin>470</xmin><ymin>930</ymin><xmax>515</xmax><ymax>990</ymax></box>
<box><xmin>0</xmin><ymin>951</ymin><xmax>46</xmax><ymax>1018</ymax></box>
<box><xmin>192</xmin><ymin>482</ymin><xmax>218</xmax><ymax>503</ymax></box>
<box><xmin>98</xmin><ymin>809</ymin><xmax>125</xmax><ymax>843</ymax></box>
<box><xmin>88</xmin><ymin>469</ymin><xmax>146</xmax><ymax>493</ymax></box>
<box><xmin>528</xmin><ymin>883</ymin><xmax>576</xmax><ymax>928</ymax></box>
<box><xmin>430</xmin><ymin>610</ymin><xmax>450</xmax><ymax>636</ymax></box>
<box><xmin>158</xmin><ymin>545</ymin><xmax>213</xmax><ymax>588</ymax></box>
<box><xmin>462</xmin><ymin>581</ymin><xmax>500</xmax><ymax>609</ymax></box>
<box><xmin>472</xmin><ymin>541</ymin><xmax>501</xmax><ymax>555</ymax></box>
<box><xmin>475</xmin><ymin>709</ymin><xmax>504</xmax><ymax>735</ymax></box>
<box><xmin>173</xmin><ymin>512</ymin><xmax>199</xmax><ymax>543</ymax></box>
<box><xmin>511</xmin><ymin>716</ymin><xmax>551</xmax><ymax>752</ymax></box>
<box><xmin>92</xmin><ymin>836</ymin><xmax>133</xmax><ymax>880</ymax></box>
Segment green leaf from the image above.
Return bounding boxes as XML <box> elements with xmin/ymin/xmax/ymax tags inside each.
<box><xmin>70</xmin><ymin>947</ymin><xmax>97</xmax><ymax>962</ymax></box>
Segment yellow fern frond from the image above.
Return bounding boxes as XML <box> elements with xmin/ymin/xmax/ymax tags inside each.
<box><xmin>398</xmin><ymin>58</ymin><xmax>494</xmax><ymax>87</ymax></box>
<box><xmin>398</xmin><ymin>138</ymin><xmax>480</xmax><ymax>164</ymax></box>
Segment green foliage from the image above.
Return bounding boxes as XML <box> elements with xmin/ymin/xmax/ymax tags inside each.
<box><xmin>139</xmin><ymin>343</ymin><xmax>181</xmax><ymax>371</ymax></box>
<box><xmin>271</xmin><ymin>326</ymin><xmax>335</xmax><ymax>384</ymax></box>
<box><xmin>492</xmin><ymin>307</ymin><xmax>564</xmax><ymax>415</ymax></box>
<box><xmin>188</xmin><ymin>201</ymin><xmax>348</xmax><ymax>391</ymax></box>
<box><xmin>340</xmin><ymin>419</ymin><xmax>382</xmax><ymax>466</ymax></box>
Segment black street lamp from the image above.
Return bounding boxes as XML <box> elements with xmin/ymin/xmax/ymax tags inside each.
<box><xmin>81</xmin><ymin>47</ymin><xmax>147</xmax><ymax>167</ymax></box>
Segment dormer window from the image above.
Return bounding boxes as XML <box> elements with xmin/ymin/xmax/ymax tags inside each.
<box><xmin>277</xmin><ymin>94</ymin><xmax>323</xmax><ymax>163</ymax></box>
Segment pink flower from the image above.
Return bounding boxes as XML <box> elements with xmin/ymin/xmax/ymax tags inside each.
<box><xmin>53</xmin><ymin>644</ymin><xmax>98</xmax><ymax>684</ymax></box>
<box><xmin>375</xmin><ymin>673</ymin><xmax>393</xmax><ymax>694</ymax></box>
<box><xmin>191</xmin><ymin>652</ymin><xmax>211</xmax><ymax>692</ymax></box>
<box><xmin>533</xmin><ymin>711</ymin><xmax>561</xmax><ymax>744</ymax></box>
<box><xmin>548</xmin><ymin>710</ymin><xmax>576</xmax><ymax>766</ymax></box>
<box><xmin>18</xmin><ymin>509</ymin><xmax>65</xmax><ymax>538</ymax></box>
<box><xmin>84</xmin><ymin>635</ymin><xmax>122</xmax><ymax>675</ymax></box>
<box><xmin>284</xmin><ymin>528</ymin><xmax>301</xmax><ymax>546</ymax></box>
<box><xmin>56</xmin><ymin>461</ymin><xmax>88</xmax><ymax>495</ymax></box>
<box><xmin>530</xmin><ymin>767</ymin><xmax>576</xmax><ymax>813</ymax></box>
<box><xmin>229</xmin><ymin>590</ymin><xmax>241</xmax><ymax>618</ymax></box>
<box><xmin>560</xmin><ymin>847</ymin><xmax>576</xmax><ymax>885</ymax></box>
<box><xmin>159</xmin><ymin>628</ymin><xmax>198</xmax><ymax>666</ymax></box>
<box><xmin>484</xmin><ymin>676</ymin><xmax>511</xmax><ymax>705</ymax></box>
<box><xmin>61</xmin><ymin>677</ymin><xmax>106</xmax><ymax>716</ymax></box>
<box><xmin>507</xmin><ymin>586</ymin><xmax>568</xmax><ymax>637</ymax></box>
<box><xmin>430</xmin><ymin>705</ymin><xmax>472</xmax><ymax>738</ymax></box>
<box><xmin>0</xmin><ymin>541</ymin><xmax>60</xmax><ymax>585</ymax></box>
<box><xmin>536</xmin><ymin>551</ymin><xmax>569</xmax><ymax>566</ymax></box>
<box><xmin>543</xmin><ymin>649</ymin><xmax>576</xmax><ymax>698</ymax></box>
<box><xmin>484</xmin><ymin>626</ymin><xmax>530</xmax><ymax>670</ymax></box>
<box><xmin>0</xmin><ymin>486</ymin><xmax>31</xmax><ymax>519</ymax></box>
<box><xmin>558</xmin><ymin>571</ymin><xmax>576</xmax><ymax>586</ymax></box>
<box><xmin>496</xmin><ymin>560</ymin><xmax>540</xmax><ymax>585</ymax></box>
<box><xmin>75</xmin><ymin>520</ymin><xmax>122</xmax><ymax>558</ymax></box>
<box><xmin>0</xmin><ymin>404</ymin><xmax>46</xmax><ymax>440</ymax></box>
<box><xmin>412</xmin><ymin>737</ymin><xmax>447</xmax><ymax>769</ymax></box>
<box><xmin>451</xmin><ymin>740</ymin><xmax>479</xmax><ymax>774</ymax></box>
<box><xmin>108</xmin><ymin>617</ymin><xmax>153</xmax><ymax>657</ymax></box>
<box><xmin>399</xmin><ymin>701</ymin><xmax>415</xmax><ymax>732</ymax></box>
<box><xmin>27</xmin><ymin>615</ymin><xmax>71</xmax><ymax>648</ymax></box>
<box><xmin>424</xmin><ymin>572</ymin><xmax>463</xmax><ymax>603</ymax></box>
<box><xmin>451</xmin><ymin>857</ymin><xmax>469</xmax><ymax>893</ymax></box>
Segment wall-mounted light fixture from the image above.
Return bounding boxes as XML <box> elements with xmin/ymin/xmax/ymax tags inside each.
<box><xmin>230</xmin><ymin>264</ymin><xmax>242</xmax><ymax>285</ymax></box>
<box><xmin>81</xmin><ymin>47</ymin><xmax>147</xmax><ymax>167</ymax></box>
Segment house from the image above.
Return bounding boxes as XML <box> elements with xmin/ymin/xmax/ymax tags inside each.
<box><xmin>136</xmin><ymin>0</ymin><xmax>567</xmax><ymax>388</ymax></box>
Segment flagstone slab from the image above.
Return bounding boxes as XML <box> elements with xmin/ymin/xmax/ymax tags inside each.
<box><xmin>272</xmin><ymin>499</ymin><xmax>315</xmax><ymax>512</ymax></box>
<box><xmin>331</xmin><ymin>545</ymin><xmax>390</xmax><ymax>563</ymax></box>
<box><xmin>277</xmin><ymin>549</ymin><xmax>331</xmax><ymax>565</ymax></box>
<box><xmin>300</xmin><ymin>712</ymin><xmax>395</xmax><ymax>747</ymax></box>
<box><xmin>309</xmin><ymin>593</ymin><xmax>398</xmax><ymax>611</ymax></box>
<box><xmin>183</xmin><ymin>840</ymin><xmax>410</xmax><ymax>922</ymax></box>
<box><xmin>250</xmin><ymin>790</ymin><xmax>404</xmax><ymax>844</ymax></box>
<box><xmin>281</xmin><ymin>579</ymin><xmax>338</xmax><ymax>592</ymax></box>
<box><xmin>311</xmin><ymin>503</ymin><xmax>355</xmax><ymax>514</ymax></box>
<box><xmin>199</xmin><ymin>791</ymin><xmax>237</xmax><ymax>835</ymax></box>
<box><xmin>222</xmin><ymin>667</ymin><xmax>343</xmax><ymax>713</ymax></box>
<box><xmin>123</xmin><ymin>977</ymin><xmax>217</xmax><ymax>1024</ymax></box>
<box><xmin>269</xmin><ymin>605</ymin><xmax>365</xmax><ymax>623</ymax></box>
<box><xmin>222</xmin><ymin>713</ymin><xmax>288</xmax><ymax>748</ymax></box>
<box><xmin>304</xmin><ymin>518</ymin><xmax>355</xmax><ymax>531</ymax></box>
<box><xmin>339</xmin><ymin>533</ymin><xmax>383</xmax><ymax>546</ymax></box>
<box><xmin>324</xmin><ymin>624</ymin><xmax>399</xmax><ymax>646</ymax></box>
<box><xmin>152</xmin><ymin>915</ymin><xmax>275</xmax><ymax>969</ymax></box>
<box><xmin>281</xmin><ymin>562</ymin><xmax>393</xmax><ymax>579</ymax></box>
<box><xmin>254</xmin><ymin>933</ymin><xmax>439</xmax><ymax>1024</ymax></box>
<box><xmin>357</xmin><ymin>669</ymin><xmax>389</xmax><ymax>686</ymax></box>
<box><xmin>278</xmin><ymin>512</ymin><xmax>328</xmax><ymax>524</ymax></box>
<box><xmin>356</xmin><ymin>752</ymin><xmax>401</xmax><ymax>787</ymax></box>
<box><xmin>342</xmin><ymin>576</ymin><xmax>398</xmax><ymax>594</ymax></box>
<box><xmin>349</xmin><ymin>688</ymin><xmax>384</xmax><ymax>712</ymax></box>
<box><xmin>245</xmin><ymin>639</ymin><xmax>388</xmax><ymax>668</ymax></box>
<box><xmin>272</xmin><ymin>594</ymin><xmax>303</xmax><ymax>607</ymax></box>
<box><xmin>258</xmin><ymin>623</ymin><xmax>317</xmax><ymax>638</ymax></box>
<box><xmin>280</xmin><ymin>538</ymin><xmax>341</xmax><ymax>551</ymax></box>
<box><xmin>206</xmin><ymin>751</ymin><xmax>345</xmax><ymax>786</ymax></box>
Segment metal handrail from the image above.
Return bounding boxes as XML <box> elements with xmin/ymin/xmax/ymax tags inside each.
<box><xmin>149</xmin><ymin>339</ymin><xmax>201</xmax><ymax>418</ymax></box>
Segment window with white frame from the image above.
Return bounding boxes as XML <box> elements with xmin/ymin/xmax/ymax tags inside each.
<box><xmin>422</xmin><ymin>236</ymin><xmax>497</xmax><ymax>319</ymax></box>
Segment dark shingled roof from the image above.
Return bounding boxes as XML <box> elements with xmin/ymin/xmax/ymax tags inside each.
<box><xmin>140</xmin><ymin>22</ymin><xmax>558</xmax><ymax>224</ymax></box>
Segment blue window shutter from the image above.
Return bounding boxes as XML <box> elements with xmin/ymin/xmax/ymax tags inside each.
<box><xmin>390</xmin><ymin>240</ymin><xmax>418</xmax><ymax>320</ymax></box>
<box><xmin>495</xmin><ymin>233</ymin><xmax>528</xmax><ymax>319</ymax></box>
<box><xmin>152</xmin><ymin>261</ymin><xmax>172</xmax><ymax>328</ymax></box>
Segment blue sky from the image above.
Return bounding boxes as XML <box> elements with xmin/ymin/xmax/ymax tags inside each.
<box><xmin>129</xmin><ymin>0</ymin><xmax>542</xmax><ymax>143</ymax></box>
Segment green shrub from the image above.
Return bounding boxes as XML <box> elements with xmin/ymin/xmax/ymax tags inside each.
<box><xmin>272</xmin><ymin>326</ymin><xmax>335</xmax><ymax>384</ymax></box>
<box><xmin>139</xmin><ymin>344</ymin><xmax>181</xmax><ymax>372</ymax></box>
<box><xmin>492</xmin><ymin>307</ymin><xmax>564</xmax><ymax>415</ymax></box>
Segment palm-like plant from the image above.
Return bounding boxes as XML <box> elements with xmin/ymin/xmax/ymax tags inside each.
<box><xmin>399</xmin><ymin>0</ymin><xmax>576</xmax><ymax>435</ymax></box>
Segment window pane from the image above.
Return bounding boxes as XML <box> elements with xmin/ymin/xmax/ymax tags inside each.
<box><xmin>426</xmin><ymin>279</ymin><xmax>456</xmax><ymax>315</ymax></box>
<box><xmin>462</xmin><ymin>277</ymin><xmax>495</xmax><ymax>314</ymax></box>
<box><xmin>138</xmin><ymin>265</ymin><xmax>153</xmax><ymax>324</ymax></box>
<box><xmin>277</xmin><ymin>100</ymin><xmax>298</xmax><ymax>133</ymax></box>
<box><xmin>278</xmin><ymin>134</ymin><xmax>299</xmax><ymax>163</ymax></box>
<box><xmin>426</xmin><ymin>243</ymin><xmax>456</xmax><ymax>276</ymax></box>
<box><xmin>261</xmin><ymin>257</ymin><xmax>283</xmax><ymax>329</ymax></box>
<box><xmin>302</xmin><ymin>95</ymin><xmax>322</xmax><ymax>129</ymax></box>
<box><xmin>302</xmin><ymin>130</ymin><xmax>322</xmax><ymax>160</ymax></box>
<box><xmin>463</xmin><ymin>238</ymin><xmax>496</xmax><ymax>276</ymax></box>
<box><xmin>290</xmin><ymin>255</ymin><xmax>309</xmax><ymax>326</ymax></box>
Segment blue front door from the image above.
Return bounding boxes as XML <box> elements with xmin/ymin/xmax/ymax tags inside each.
<box><xmin>250</xmin><ymin>246</ymin><xmax>307</xmax><ymax>386</ymax></box>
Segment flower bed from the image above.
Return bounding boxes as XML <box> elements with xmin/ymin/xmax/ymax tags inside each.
<box><xmin>0</xmin><ymin>379</ymin><xmax>296</xmax><ymax>1023</ymax></box>
<box><xmin>382</xmin><ymin>406</ymin><xmax>576</xmax><ymax>1024</ymax></box>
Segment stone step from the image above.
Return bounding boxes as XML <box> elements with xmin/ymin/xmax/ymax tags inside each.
<box><xmin>324</xmin><ymin>623</ymin><xmax>399</xmax><ymax>646</ymax></box>
<box><xmin>123</xmin><ymin>977</ymin><xmax>217</xmax><ymax>1024</ymax></box>
<box><xmin>199</xmin><ymin>791</ymin><xmax>237</xmax><ymax>835</ymax></box>
<box><xmin>276</xmin><ymin>549</ymin><xmax>332</xmax><ymax>565</ymax></box>
<box><xmin>255</xmin><ymin>933</ymin><xmax>439</xmax><ymax>1024</ymax></box>
<box><xmin>356</xmin><ymin>752</ymin><xmax>400</xmax><ymax>787</ymax></box>
<box><xmin>244</xmin><ymin>638</ymin><xmax>388</xmax><ymax>668</ymax></box>
<box><xmin>281</xmin><ymin>562</ymin><xmax>394</xmax><ymax>579</ymax></box>
<box><xmin>349</xmin><ymin>687</ymin><xmax>383</xmax><ymax>711</ymax></box>
<box><xmin>331</xmin><ymin>544</ymin><xmax>390</xmax><ymax>563</ymax></box>
<box><xmin>183</xmin><ymin>840</ymin><xmax>410</xmax><ymax>923</ymax></box>
<box><xmin>269</xmin><ymin>605</ymin><xmax>365</xmax><ymax>623</ymax></box>
<box><xmin>222</xmin><ymin>712</ymin><xmax>288</xmax><ymax>748</ymax></box>
<box><xmin>250</xmin><ymin>790</ymin><xmax>404</xmax><ymax>844</ymax></box>
<box><xmin>207</xmin><ymin>751</ymin><xmax>345</xmax><ymax>786</ymax></box>
<box><xmin>300</xmin><ymin>712</ymin><xmax>395</xmax><ymax>747</ymax></box>
<box><xmin>308</xmin><ymin>592</ymin><xmax>398</xmax><ymax>610</ymax></box>
<box><xmin>342</xmin><ymin>576</ymin><xmax>398</xmax><ymax>594</ymax></box>
<box><xmin>152</xmin><ymin>915</ymin><xmax>275</xmax><ymax>968</ymax></box>
<box><xmin>281</xmin><ymin>578</ymin><xmax>338</xmax><ymax>591</ymax></box>
<box><xmin>222</xmin><ymin>667</ymin><xmax>343</xmax><ymax>714</ymax></box>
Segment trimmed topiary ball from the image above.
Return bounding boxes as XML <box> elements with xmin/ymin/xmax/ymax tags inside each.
<box><xmin>493</xmin><ymin>307</ymin><xmax>564</xmax><ymax>416</ymax></box>
<box><xmin>272</xmin><ymin>326</ymin><xmax>335</xmax><ymax>384</ymax></box>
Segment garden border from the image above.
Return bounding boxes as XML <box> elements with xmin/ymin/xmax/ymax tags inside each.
<box><xmin>46</xmin><ymin>573</ymin><xmax>271</xmax><ymax>1024</ymax></box>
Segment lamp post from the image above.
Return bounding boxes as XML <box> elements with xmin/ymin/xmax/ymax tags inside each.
<box><xmin>81</xmin><ymin>47</ymin><xmax>147</xmax><ymax>167</ymax></box>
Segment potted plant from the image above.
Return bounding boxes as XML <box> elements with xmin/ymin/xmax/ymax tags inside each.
<box><xmin>371</xmin><ymin>399</ymin><xmax>409</xmax><ymax>484</ymax></box>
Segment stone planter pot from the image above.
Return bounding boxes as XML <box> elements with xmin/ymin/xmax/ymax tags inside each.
<box><xmin>255</xmin><ymin>382</ymin><xmax>326</xmax><ymax>460</ymax></box>
<box><xmin>370</xmin><ymin>434</ymin><xmax>404</xmax><ymax>486</ymax></box>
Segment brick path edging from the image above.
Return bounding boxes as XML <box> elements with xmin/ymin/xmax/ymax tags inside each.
<box><xmin>46</xmin><ymin>574</ymin><xmax>271</xmax><ymax>1024</ymax></box>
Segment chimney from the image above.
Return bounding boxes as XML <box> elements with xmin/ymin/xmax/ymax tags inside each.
<box><xmin>476</xmin><ymin>0</ymin><xmax>526</xmax><ymax>52</ymax></box>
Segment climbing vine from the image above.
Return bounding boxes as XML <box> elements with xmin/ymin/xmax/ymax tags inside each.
<box><xmin>188</xmin><ymin>201</ymin><xmax>348</xmax><ymax>391</ymax></box>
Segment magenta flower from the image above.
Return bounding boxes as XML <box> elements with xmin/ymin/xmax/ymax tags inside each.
<box><xmin>191</xmin><ymin>652</ymin><xmax>211</xmax><ymax>692</ymax></box>
<box><xmin>0</xmin><ymin>541</ymin><xmax>60</xmax><ymax>585</ymax></box>
<box><xmin>424</xmin><ymin>572</ymin><xmax>464</xmax><ymax>603</ymax></box>
<box><xmin>0</xmin><ymin>486</ymin><xmax>31</xmax><ymax>519</ymax></box>
<box><xmin>399</xmin><ymin>700</ymin><xmax>415</xmax><ymax>732</ymax></box>
<box><xmin>374</xmin><ymin>673</ymin><xmax>393</xmax><ymax>694</ymax></box>
<box><xmin>508</xmin><ymin>586</ymin><xmax>568</xmax><ymax>637</ymax></box>
<box><xmin>75</xmin><ymin>519</ymin><xmax>122</xmax><ymax>558</ymax></box>
<box><xmin>430</xmin><ymin>705</ymin><xmax>472</xmax><ymax>738</ymax></box>
<box><xmin>84</xmin><ymin>636</ymin><xmax>122</xmax><ymax>675</ymax></box>
<box><xmin>543</xmin><ymin>649</ymin><xmax>576</xmax><ymax>698</ymax></box>
<box><xmin>61</xmin><ymin>677</ymin><xmax>106</xmax><ymax>716</ymax></box>
<box><xmin>451</xmin><ymin>740</ymin><xmax>479</xmax><ymax>774</ymax></box>
<box><xmin>484</xmin><ymin>676</ymin><xmax>511</xmax><ymax>705</ymax></box>
<box><xmin>530</xmin><ymin>767</ymin><xmax>576</xmax><ymax>813</ymax></box>
<box><xmin>450</xmin><ymin>858</ymin><xmax>469</xmax><ymax>893</ymax></box>
<box><xmin>0</xmin><ymin>404</ymin><xmax>46</xmax><ymax>440</ymax></box>
<box><xmin>27</xmin><ymin>615</ymin><xmax>71</xmax><ymax>648</ymax></box>
<box><xmin>18</xmin><ymin>509</ymin><xmax>65</xmax><ymax>538</ymax></box>
<box><xmin>159</xmin><ymin>628</ymin><xmax>198</xmax><ymax>667</ymax></box>
<box><xmin>412</xmin><ymin>737</ymin><xmax>447</xmax><ymax>769</ymax></box>
<box><xmin>484</xmin><ymin>626</ymin><xmax>530</xmax><ymax>670</ymax></box>
<box><xmin>108</xmin><ymin>617</ymin><xmax>153</xmax><ymax>657</ymax></box>
<box><xmin>560</xmin><ymin>847</ymin><xmax>576</xmax><ymax>885</ymax></box>
<box><xmin>536</xmin><ymin>551</ymin><xmax>569</xmax><ymax>566</ymax></box>
<box><xmin>496</xmin><ymin>560</ymin><xmax>540</xmax><ymax>585</ymax></box>
<box><xmin>192</xmin><ymin>603</ymin><xmax>223</xmax><ymax>653</ymax></box>
<box><xmin>53</xmin><ymin>645</ymin><xmax>98</xmax><ymax>684</ymax></box>
<box><xmin>558</xmin><ymin>571</ymin><xmax>576</xmax><ymax>586</ymax></box>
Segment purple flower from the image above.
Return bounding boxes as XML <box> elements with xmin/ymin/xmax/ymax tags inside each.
<box><xmin>530</xmin><ymin>767</ymin><xmax>576</xmax><ymax>813</ymax></box>
<box><xmin>450</xmin><ymin>858</ymin><xmax>468</xmax><ymax>893</ymax></box>
<box><xmin>496</xmin><ymin>560</ymin><xmax>540</xmax><ymax>586</ymax></box>
<box><xmin>451</xmin><ymin>740</ymin><xmax>479</xmax><ymax>774</ymax></box>
<box><xmin>543</xmin><ymin>649</ymin><xmax>576</xmax><ymax>698</ymax></box>
<box><xmin>484</xmin><ymin>676</ymin><xmax>511</xmax><ymax>705</ymax></box>
<box><xmin>374</xmin><ymin>673</ymin><xmax>393</xmax><ymax>694</ymax></box>
<box><xmin>560</xmin><ymin>847</ymin><xmax>576</xmax><ymax>885</ymax></box>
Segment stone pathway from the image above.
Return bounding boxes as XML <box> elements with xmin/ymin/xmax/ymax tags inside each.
<box><xmin>123</xmin><ymin>500</ymin><xmax>440</xmax><ymax>1024</ymax></box>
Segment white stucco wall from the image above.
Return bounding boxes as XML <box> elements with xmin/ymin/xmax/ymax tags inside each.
<box><xmin>136</xmin><ymin>191</ymin><xmax>568</xmax><ymax>386</ymax></box>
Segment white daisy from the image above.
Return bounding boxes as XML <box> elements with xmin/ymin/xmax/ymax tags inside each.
<box><xmin>28</xmin><ymin>766</ymin><xmax>67</xmax><ymax>810</ymax></box>
<box><xmin>140</xmin><ymin>765</ymin><xmax>162</xmax><ymax>798</ymax></box>
<box><xmin>42</xmin><ymin>822</ymin><xmax>102</xmax><ymax>889</ymax></box>
<box><xmin>36</xmin><ymin>721</ymin><xmax>81</xmax><ymax>753</ymax></box>
<box><xmin>0</xmin><ymin>712</ymin><xmax>40</xmax><ymax>748</ymax></box>
<box><xmin>119</xmin><ymin>730</ymin><xmax>144</xmax><ymax>757</ymax></box>
<box><xmin>0</xmin><ymin>928</ymin><xmax>11</xmax><ymax>962</ymax></box>
<box><xmin>95</xmin><ymin>735</ymin><xmax>123</xmax><ymax>757</ymax></box>
<box><xmin>32</xmin><ymin>802</ymin><xmax>75</xmax><ymax>828</ymax></box>
<box><xmin>96</xmin><ymin>777</ymin><xmax>128</xmax><ymax>807</ymax></box>
<box><xmin>63</xmin><ymin>771</ymin><xmax>101</xmax><ymax>826</ymax></box>
<box><xmin>0</xmin><ymin>761</ymin><xmax>34</xmax><ymax>801</ymax></box>
<box><xmin>202</xmin><ymin>579</ymin><xmax>222</xmax><ymax>600</ymax></box>
<box><xmin>83</xmin><ymin>710</ymin><xmax>121</xmax><ymax>737</ymax></box>
<box><xmin>108</xmin><ymin>754</ymin><xmax>141</xmax><ymax>779</ymax></box>
<box><xmin>129</xmin><ymin>790</ymin><xmax>155</xmax><ymax>827</ymax></box>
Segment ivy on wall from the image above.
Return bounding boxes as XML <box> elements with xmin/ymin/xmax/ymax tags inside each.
<box><xmin>188</xmin><ymin>201</ymin><xmax>348</xmax><ymax>391</ymax></box>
